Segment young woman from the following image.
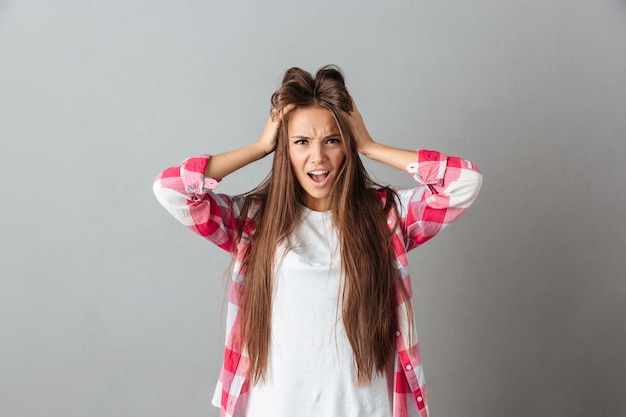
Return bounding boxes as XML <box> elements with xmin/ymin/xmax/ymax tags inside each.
<box><xmin>153</xmin><ymin>66</ymin><xmax>482</xmax><ymax>417</ymax></box>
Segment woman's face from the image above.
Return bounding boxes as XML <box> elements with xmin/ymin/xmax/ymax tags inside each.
<box><xmin>287</xmin><ymin>106</ymin><xmax>346</xmax><ymax>211</ymax></box>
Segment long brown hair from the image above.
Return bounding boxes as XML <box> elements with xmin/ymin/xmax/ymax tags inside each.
<box><xmin>236</xmin><ymin>65</ymin><xmax>413</xmax><ymax>385</ymax></box>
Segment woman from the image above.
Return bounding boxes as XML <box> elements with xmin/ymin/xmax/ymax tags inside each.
<box><xmin>153</xmin><ymin>65</ymin><xmax>482</xmax><ymax>417</ymax></box>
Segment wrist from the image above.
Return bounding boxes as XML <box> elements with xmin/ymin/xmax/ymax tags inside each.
<box><xmin>252</xmin><ymin>141</ymin><xmax>270</xmax><ymax>158</ymax></box>
<box><xmin>359</xmin><ymin>141</ymin><xmax>380</xmax><ymax>159</ymax></box>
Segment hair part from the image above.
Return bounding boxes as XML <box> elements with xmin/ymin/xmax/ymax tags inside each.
<box><xmin>236</xmin><ymin>65</ymin><xmax>414</xmax><ymax>385</ymax></box>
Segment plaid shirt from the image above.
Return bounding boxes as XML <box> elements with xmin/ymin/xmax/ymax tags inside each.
<box><xmin>153</xmin><ymin>149</ymin><xmax>482</xmax><ymax>417</ymax></box>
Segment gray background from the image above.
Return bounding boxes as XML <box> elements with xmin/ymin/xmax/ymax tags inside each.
<box><xmin>1</xmin><ymin>0</ymin><xmax>625</xmax><ymax>416</ymax></box>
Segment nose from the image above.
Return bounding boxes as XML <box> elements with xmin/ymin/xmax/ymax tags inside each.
<box><xmin>310</xmin><ymin>141</ymin><xmax>326</xmax><ymax>163</ymax></box>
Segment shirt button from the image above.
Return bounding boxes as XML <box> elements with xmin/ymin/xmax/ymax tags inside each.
<box><xmin>417</xmin><ymin>396</ymin><xmax>423</xmax><ymax>402</ymax></box>
<box><xmin>387</xmin><ymin>219</ymin><xmax>393</xmax><ymax>225</ymax></box>
<box><xmin>406</xmin><ymin>364</ymin><xmax>412</xmax><ymax>371</ymax></box>
<box><xmin>395</xmin><ymin>331</ymin><xmax>401</xmax><ymax>337</ymax></box>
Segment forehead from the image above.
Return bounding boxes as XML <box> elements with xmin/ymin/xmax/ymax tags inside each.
<box><xmin>287</xmin><ymin>106</ymin><xmax>339</xmax><ymax>137</ymax></box>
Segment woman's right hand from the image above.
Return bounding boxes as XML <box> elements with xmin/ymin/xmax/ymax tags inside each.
<box><xmin>204</xmin><ymin>105</ymin><xmax>295</xmax><ymax>179</ymax></box>
<box><xmin>258</xmin><ymin>104</ymin><xmax>295</xmax><ymax>154</ymax></box>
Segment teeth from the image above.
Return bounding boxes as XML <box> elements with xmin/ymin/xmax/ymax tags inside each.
<box><xmin>309</xmin><ymin>171</ymin><xmax>329</xmax><ymax>175</ymax></box>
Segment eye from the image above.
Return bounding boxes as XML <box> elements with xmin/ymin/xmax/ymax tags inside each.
<box><xmin>294</xmin><ymin>139</ymin><xmax>308</xmax><ymax>145</ymax></box>
<box><xmin>326</xmin><ymin>138</ymin><xmax>341</xmax><ymax>144</ymax></box>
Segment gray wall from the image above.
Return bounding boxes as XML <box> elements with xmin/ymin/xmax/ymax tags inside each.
<box><xmin>2</xmin><ymin>1</ymin><xmax>625</xmax><ymax>416</ymax></box>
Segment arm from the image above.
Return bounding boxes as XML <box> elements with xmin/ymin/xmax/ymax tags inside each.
<box><xmin>347</xmin><ymin>100</ymin><xmax>417</xmax><ymax>170</ymax></box>
<box><xmin>153</xmin><ymin>106</ymin><xmax>292</xmax><ymax>251</ymax></box>
<box><xmin>348</xmin><ymin>99</ymin><xmax>483</xmax><ymax>249</ymax></box>
<box><xmin>204</xmin><ymin>105</ymin><xmax>293</xmax><ymax>179</ymax></box>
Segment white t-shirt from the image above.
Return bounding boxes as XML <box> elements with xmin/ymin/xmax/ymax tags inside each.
<box><xmin>246</xmin><ymin>207</ymin><xmax>393</xmax><ymax>417</ymax></box>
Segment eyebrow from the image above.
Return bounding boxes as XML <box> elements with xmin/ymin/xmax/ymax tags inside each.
<box><xmin>289</xmin><ymin>133</ymin><xmax>341</xmax><ymax>140</ymax></box>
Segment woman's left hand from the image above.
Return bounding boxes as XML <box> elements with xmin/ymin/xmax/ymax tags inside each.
<box><xmin>346</xmin><ymin>97</ymin><xmax>418</xmax><ymax>171</ymax></box>
<box><xmin>347</xmin><ymin>97</ymin><xmax>376</xmax><ymax>155</ymax></box>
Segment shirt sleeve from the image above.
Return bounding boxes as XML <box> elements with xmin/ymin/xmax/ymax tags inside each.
<box><xmin>152</xmin><ymin>154</ymin><xmax>240</xmax><ymax>253</ymax></box>
<box><xmin>396</xmin><ymin>149</ymin><xmax>483</xmax><ymax>252</ymax></box>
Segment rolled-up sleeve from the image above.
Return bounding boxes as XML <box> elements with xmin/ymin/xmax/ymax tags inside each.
<box><xmin>153</xmin><ymin>155</ymin><xmax>239</xmax><ymax>252</ymax></box>
<box><xmin>399</xmin><ymin>149</ymin><xmax>483</xmax><ymax>251</ymax></box>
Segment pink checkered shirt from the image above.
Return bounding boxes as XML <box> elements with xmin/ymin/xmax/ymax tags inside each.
<box><xmin>153</xmin><ymin>149</ymin><xmax>482</xmax><ymax>417</ymax></box>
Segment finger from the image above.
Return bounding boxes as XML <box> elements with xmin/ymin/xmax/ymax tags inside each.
<box><xmin>349</xmin><ymin>95</ymin><xmax>358</xmax><ymax>112</ymax></box>
<box><xmin>277</xmin><ymin>103</ymin><xmax>296</xmax><ymax>120</ymax></box>
<box><xmin>269</xmin><ymin>108</ymin><xmax>279</xmax><ymax>122</ymax></box>
<box><xmin>270</xmin><ymin>103</ymin><xmax>296</xmax><ymax>122</ymax></box>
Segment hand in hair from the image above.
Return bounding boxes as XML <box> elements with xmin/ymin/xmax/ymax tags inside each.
<box><xmin>348</xmin><ymin>97</ymin><xmax>421</xmax><ymax>172</ymax></box>
<box><xmin>346</xmin><ymin>97</ymin><xmax>376</xmax><ymax>156</ymax></box>
<box><xmin>203</xmin><ymin>104</ymin><xmax>294</xmax><ymax>179</ymax></box>
<box><xmin>259</xmin><ymin>104</ymin><xmax>295</xmax><ymax>154</ymax></box>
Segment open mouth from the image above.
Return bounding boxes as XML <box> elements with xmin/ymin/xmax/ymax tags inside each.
<box><xmin>307</xmin><ymin>170</ymin><xmax>330</xmax><ymax>183</ymax></box>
